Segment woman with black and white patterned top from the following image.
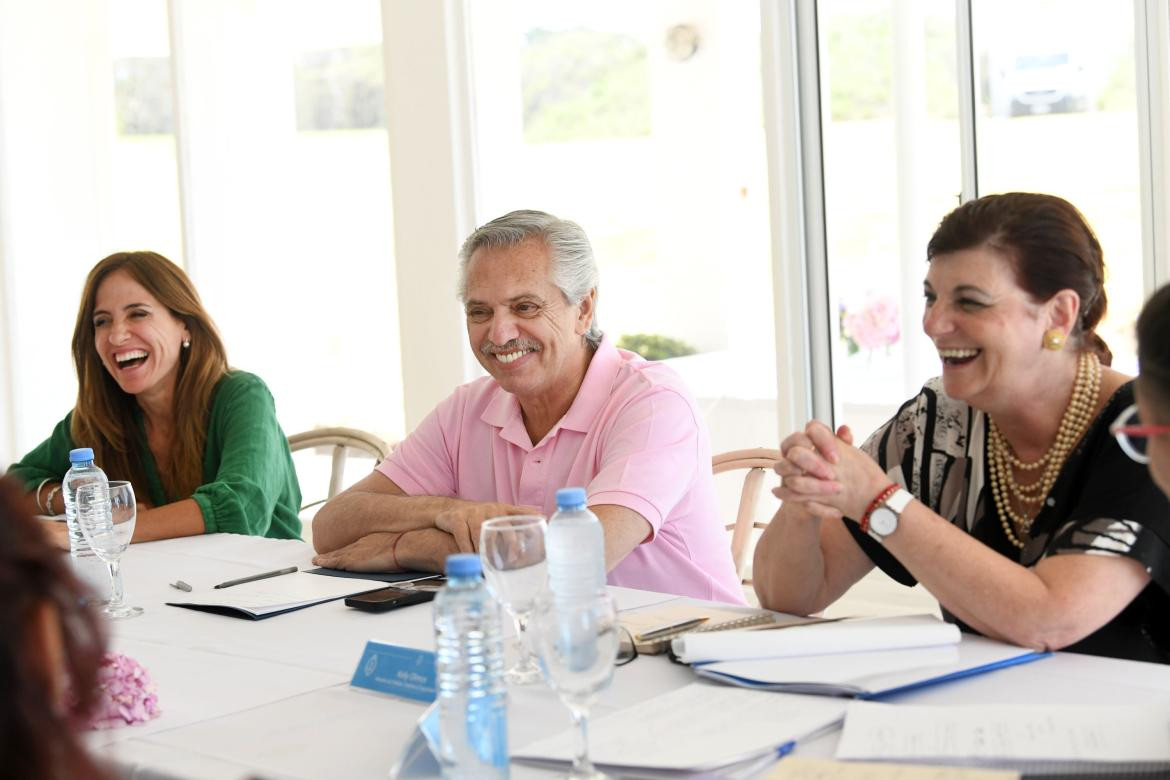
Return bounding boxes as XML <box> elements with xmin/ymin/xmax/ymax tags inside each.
<box><xmin>755</xmin><ymin>193</ymin><xmax>1170</xmax><ymax>663</ymax></box>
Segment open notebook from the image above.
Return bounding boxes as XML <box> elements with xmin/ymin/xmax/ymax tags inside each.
<box><xmin>166</xmin><ymin>571</ymin><xmax>388</xmax><ymax>619</ymax></box>
<box><xmin>619</xmin><ymin>602</ymin><xmax>827</xmax><ymax>654</ymax></box>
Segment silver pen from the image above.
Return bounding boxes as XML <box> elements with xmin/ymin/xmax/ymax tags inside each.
<box><xmin>213</xmin><ymin>566</ymin><xmax>298</xmax><ymax>589</ymax></box>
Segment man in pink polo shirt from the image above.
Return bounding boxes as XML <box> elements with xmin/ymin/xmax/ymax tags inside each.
<box><xmin>312</xmin><ymin>210</ymin><xmax>744</xmax><ymax>603</ymax></box>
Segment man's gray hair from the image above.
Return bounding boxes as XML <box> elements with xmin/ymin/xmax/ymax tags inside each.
<box><xmin>457</xmin><ymin>209</ymin><xmax>602</xmax><ymax>348</ymax></box>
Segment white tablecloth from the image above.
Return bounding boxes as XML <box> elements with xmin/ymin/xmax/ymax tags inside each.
<box><xmin>90</xmin><ymin>534</ymin><xmax>1170</xmax><ymax>779</ymax></box>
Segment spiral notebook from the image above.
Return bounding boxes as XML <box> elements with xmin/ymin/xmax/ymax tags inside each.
<box><xmin>620</xmin><ymin>603</ymin><xmax>827</xmax><ymax>654</ymax></box>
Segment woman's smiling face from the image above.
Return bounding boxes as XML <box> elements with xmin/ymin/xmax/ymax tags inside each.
<box><xmin>922</xmin><ymin>246</ymin><xmax>1056</xmax><ymax>411</ymax></box>
<box><xmin>92</xmin><ymin>270</ymin><xmax>190</xmax><ymax>402</ymax></box>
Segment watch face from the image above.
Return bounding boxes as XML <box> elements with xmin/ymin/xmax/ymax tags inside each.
<box><xmin>870</xmin><ymin>506</ymin><xmax>898</xmax><ymax>537</ymax></box>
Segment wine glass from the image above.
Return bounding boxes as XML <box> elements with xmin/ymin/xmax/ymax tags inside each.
<box><xmin>480</xmin><ymin>514</ymin><xmax>548</xmax><ymax>684</ymax></box>
<box><xmin>76</xmin><ymin>481</ymin><xmax>143</xmax><ymax>620</ymax></box>
<box><xmin>532</xmin><ymin>594</ymin><xmax>619</xmax><ymax>779</ymax></box>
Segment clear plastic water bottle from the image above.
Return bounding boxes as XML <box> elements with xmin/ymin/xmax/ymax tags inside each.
<box><xmin>546</xmin><ymin>487</ymin><xmax>606</xmax><ymax>603</ymax></box>
<box><xmin>62</xmin><ymin>447</ymin><xmax>111</xmax><ymax>596</ymax></box>
<box><xmin>434</xmin><ymin>553</ymin><xmax>508</xmax><ymax>779</ymax></box>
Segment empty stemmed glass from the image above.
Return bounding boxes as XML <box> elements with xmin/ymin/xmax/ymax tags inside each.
<box><xmin>532</xmin><ymin>594</ymin><xmax>619</xmax><ymax>779</ymax></box>
<box><xmin>480</xmin><ymin>514</ymin><xmax>548</xmax><ymax>684</ymax></box>
<box><xmin>76</xmin><ymin>480</ymin><xmax>143</xmax><ymax>620</ymax></box>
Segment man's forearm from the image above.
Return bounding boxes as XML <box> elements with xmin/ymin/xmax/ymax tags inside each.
<box><xmin>313</xmin><ymin>492</ymin><xmax>468</xmax><ymax>553</ymax></box>
<box><xmin>396</xmin><ymin>528</ymin><xmax>461</xmax><ymax>572</ymax></box>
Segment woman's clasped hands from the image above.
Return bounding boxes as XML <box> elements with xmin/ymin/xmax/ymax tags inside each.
<box><xmin>773</xmin><ymin>421</ymin><xmax>889</xmax><ymax>521</ymax></box>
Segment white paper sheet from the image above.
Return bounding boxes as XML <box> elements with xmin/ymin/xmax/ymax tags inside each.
<box><xmin>837</xmin><ymin>700</ymin><xmax>1170</xmax><ymax>771</ymax></box>
<box><xmin>513</xmin><ymin>682</ymin><xmax>847</xmax><ymax>771</ymax></box>
<box><xmin>673</xmin><ymin>614</ymin><xmax>960</xmax><ymax>663</ymax></box>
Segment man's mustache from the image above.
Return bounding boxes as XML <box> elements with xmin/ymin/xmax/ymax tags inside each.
<box><xmin>480</xmin><ymin>338</ymin><xmax>542</xmax><ymax>356</ymax></box>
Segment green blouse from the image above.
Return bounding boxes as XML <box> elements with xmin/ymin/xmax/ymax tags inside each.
<box><xmin>7</xmin><ymin>371</ymin><xmax>302</xmax><ymax>540</ymax></box>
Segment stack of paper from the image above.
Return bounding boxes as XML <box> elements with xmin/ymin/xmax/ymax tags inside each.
<box><xmin>676</xmin><ymin>617</ymin><xmax>1048</xmax><ymax>699</ymax></box>
<box><xmin>836</xmin><ymin>701</ymin><xmax>1170</xmax><ymax>775</ymax></box>
<box><xmin>672</xmin><ymin>614</ymin><xmax>961</xmax><ymax>664</ymax></box>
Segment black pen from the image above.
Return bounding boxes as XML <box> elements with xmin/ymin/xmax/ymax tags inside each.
<box><xmin>213</xmin><ymin>566</ymin><xmax>298</xmax><ymax>589</ymax></box>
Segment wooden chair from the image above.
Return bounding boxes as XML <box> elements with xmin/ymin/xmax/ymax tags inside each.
<box><xmin>712</xmin><ymin>447</ymin><xmax>780</xmax><ymax>584</ymax></box>
<box><xmin>287</xmin><ymin>427</ymin><xmax>392</xmax><ymax>512</ymax></box>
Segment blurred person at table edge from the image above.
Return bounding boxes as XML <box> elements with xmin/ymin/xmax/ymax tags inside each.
<box><xmin>756</xmin><ymin>193</ymin><xmax>1170</xmax><ymax>663</ymax></box>
<box><xmin>0</xmin><ymin>475</ymin><xmax>110</xmax><ymax>779</ymax></box>
<box><xmin>1131</xmin><ymin>283</ymin><xmax>1170</xmax><ymax>499</ymax></box>
<box><xmin>7</xmin><ymin>251</ymin><xmax>301</xmax><ymax>544</ymax></box>
<box><xmin>312</xmin><ymin>209</ymin><xmax>744</xmax><ymax>604</ymax></box>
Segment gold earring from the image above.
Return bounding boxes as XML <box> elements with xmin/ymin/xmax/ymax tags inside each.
<box><xmin>1042</xmin><ymin>329</ymin><xmax>1064</xmax><ymax>351</ymax></box>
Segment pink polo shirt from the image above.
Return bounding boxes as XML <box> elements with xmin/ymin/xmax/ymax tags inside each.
<box><xmin>377</xmin><ymin>335</ymin><xmax>745</xmax><ymax>604</ymax></box>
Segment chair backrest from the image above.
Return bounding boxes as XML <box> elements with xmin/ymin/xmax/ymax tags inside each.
<box><xmin>712</xmin><ymin>447</ymin><xmax>780</xmax><ymax>584</ymax></box>
<box><xmin>287</xmin><ymin>427</ymin><xmax>391</xmax><ymax>510</ymax></box>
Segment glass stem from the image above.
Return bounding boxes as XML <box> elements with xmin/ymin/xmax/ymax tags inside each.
<box><xmin>569</xmin><ymin>705</ymin><xmax>594</xmax><ymax>776</ymax></box>
<box><xmin>107</xmin><ymin>559</ymin><xmax>124</xmax><ymax>608</ymax></box>
<box><xmin>514</xmin><ymin>611</ymin><xmax>537</xmax><ymax>667</ymax></box>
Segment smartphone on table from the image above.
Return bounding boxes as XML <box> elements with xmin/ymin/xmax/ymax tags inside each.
<box><xmin>344</xmin><ymin>586</ymin><xmax>437</xmax><ymax>613</ymax></box>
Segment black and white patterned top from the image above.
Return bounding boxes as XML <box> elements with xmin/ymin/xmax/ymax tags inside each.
<box><xmin>845</xmin><ymin>378</ymin><xmax>1170</xmax><ymax>663</ymax></box>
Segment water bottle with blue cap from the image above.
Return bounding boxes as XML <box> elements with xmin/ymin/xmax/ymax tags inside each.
<box><xmin>434</xmin><ymin>553</ymin><xmax>508</xmax><ymax>778</ymax></box>
<box><xmin>546</xmin><ymin>486</ymin><xmax>606</xmax><ymax>604</ymax></box>
<box><xmin>62</xmin><ymin>447</ymin><xmax>110</xmax><ymax>596</ymax></box>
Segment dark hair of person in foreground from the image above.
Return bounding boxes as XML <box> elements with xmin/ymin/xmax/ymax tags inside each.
<box><xmin>0</xmin><ymin>476</ymin><xmax>109</xmax><ymax>779</ymax></box>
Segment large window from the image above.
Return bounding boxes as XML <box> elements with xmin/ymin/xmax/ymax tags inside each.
<box><xmin>0</xmin><ymin>0</ymin><xmax>402</xmax><ymax>468</ymax></box>
<box><xmin>973</xmin><ymin>0</ymin><xmax>1142</xmax><ymax>374</ymax></box>
<box><xmin>821</xmin><ymin>0</ymin><xmax>1149</xmax><ymax>442</ymax></box>
<box><xmin>467</xmin><ymin>0</ymin><xmax>778</xmax><ymax>454</ymax></box>
<box><xmin>821</xmin><ymin>0</ymin><xmax>961</xmax><ymax>441</ymax></box>
<box><xmin>171</xmin><ymin>0</ymin><xmax>402</xmax><ymax>443</ymax></box>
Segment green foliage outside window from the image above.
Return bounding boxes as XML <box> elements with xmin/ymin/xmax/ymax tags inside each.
<box><xmin>825</xmin><ymin>13</ymin><xmax>956</xmax><ymax>121</ymax></box>
<box><xmin>522</xmin><ymin>28</ymin><xmax>651</xmax><ymax>144</ymax></box>
<box><xmin>617</xmin><ymin>333</ymin><xmax>698</xmax><ymax>361</ymax></box>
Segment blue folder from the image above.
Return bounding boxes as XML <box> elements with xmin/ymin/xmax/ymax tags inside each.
<box><xmin>694</xmin><ymin>644</ymin><xmax>1051</xmax><ymax>699</ymax></box>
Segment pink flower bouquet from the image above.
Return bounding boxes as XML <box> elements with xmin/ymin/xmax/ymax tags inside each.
<box><xmin>841</xmin><ymin>296</ymin><xmax>900</xmax><ymax>353</ymax></box>
<box><xmin>86</xmin><ymin>652</ymin><xmax>161</xmax><ymax>729</ymax></box>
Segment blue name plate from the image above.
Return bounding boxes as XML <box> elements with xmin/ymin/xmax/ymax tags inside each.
<box><xmin>351</xmin><ymin>641</ymin><xmax>437</xmax><ymax>703</ymax></box>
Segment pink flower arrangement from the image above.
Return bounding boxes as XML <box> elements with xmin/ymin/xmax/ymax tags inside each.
<box><xmin>840</xmin><ymin>296</ymin><xmax>900</xmax><ymax>353</ymax></box>
<box><xmin>86</xmin><ymin>652</ymin><xmax>160</xmax><ymax>729</ymax></box>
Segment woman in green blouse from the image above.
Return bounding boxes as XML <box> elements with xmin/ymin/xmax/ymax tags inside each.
<box><xmin>8</xmin><ymin>251</ymin><xmax>301</xmax><ymax>543</ymax></box>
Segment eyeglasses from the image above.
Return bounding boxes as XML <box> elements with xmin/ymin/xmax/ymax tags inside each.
<box><xmin>616</xmin><ymin>625</ymin><xmax>638</xmax><ymax>666</ymax></box>
<box><xmin>1109</xmin><ymin>404</ymin><xmax>1170</xmax><ymax>464</ymax></box>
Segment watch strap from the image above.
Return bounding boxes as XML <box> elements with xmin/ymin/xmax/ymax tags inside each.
<box><xmin>885</xmin><ymin>487</ymin><xmax>913</xmax><ymax>514</ymax></box>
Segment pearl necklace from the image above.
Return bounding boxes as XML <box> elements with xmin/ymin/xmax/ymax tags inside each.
<box><xmin>988</xmin><ymin>351</ymin><xmax>1101</xmax><ymax>550</ymax></box>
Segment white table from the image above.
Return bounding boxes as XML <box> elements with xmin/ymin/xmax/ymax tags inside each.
<box><xmin>92</xmin><ymin>534</ymin><xmax>1170</xmax><ymax>779</ymax></box>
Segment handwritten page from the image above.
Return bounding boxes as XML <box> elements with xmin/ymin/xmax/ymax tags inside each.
<box><xmin>513</xmin><ymin>682</ymin><xmax>847</xmax><ymax>771</ymax></box>
<box><xmin>837</xmin><ymin>701</ymin><xmax>1170</xmax><ymax>770</ymax></box>
<box><xmin>673</xmin><ymin>614</ymin><xmax>960</xmax><ymax>664</ymax></box>
<box><xmin>767</xmin><ymin>757</ymin><xmax>1017</xmax><ymax>779</ymax></box>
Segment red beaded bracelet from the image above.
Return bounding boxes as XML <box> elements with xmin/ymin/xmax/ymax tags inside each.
<box><xmin>390</xmin><ymin>533</ymin><xmax>404</xmax><ymax>571</ymax></box>
<box><xmin>858</xmin><ymin>483</ymin><xmax>899</xmax><ymax>535</ymax></box>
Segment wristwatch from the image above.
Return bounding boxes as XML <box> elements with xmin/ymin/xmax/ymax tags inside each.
<box><xmin>866</xmin><ymin>488</ymin><xmax>913</xmax><ymax>543</ymax></box>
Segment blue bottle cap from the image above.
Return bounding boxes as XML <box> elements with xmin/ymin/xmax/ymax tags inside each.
<box><xmin>69</xmin><ymin>447</ymin><xmax>95</xmax><ymax>463</ymax></box>
<box><xmin>555</xmin><ymin>486</ymin><xmax>587</xmax><ymax>510</ymax></box>
<box><xmin>445</xmin><ymin>553</ymin><xmax>482</xmax><ymax>578</ymax></box>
